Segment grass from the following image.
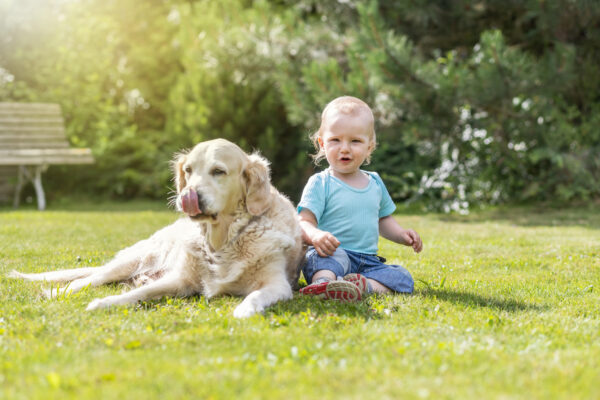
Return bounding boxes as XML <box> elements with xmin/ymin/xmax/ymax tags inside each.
<box><xmin>1</xmin><ymin>201</ymin><xmax>599</xmax><ymax>399</ymax></box>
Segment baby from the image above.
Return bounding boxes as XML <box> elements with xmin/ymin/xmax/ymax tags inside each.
<box><xmin>298</xmin><ymin>96</ymin><xmax>423</xmax><ymax>301</ymax></box>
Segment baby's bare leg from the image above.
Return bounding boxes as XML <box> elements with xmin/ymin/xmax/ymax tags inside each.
<box><xmin>367</xmin><ymin>278</ymin><xmax>391</xmax><ymax>294</ymax></box>
<box><xmin>311</xmin><ymin>269</ymin><xmax>336</xmax><ymax>283</ymax></box>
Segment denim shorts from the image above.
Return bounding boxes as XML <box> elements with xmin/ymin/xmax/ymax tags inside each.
<box><xmin>302</xmin><ymin>246</ymin><xmax>414</xmax><ymax>294</ymax></box>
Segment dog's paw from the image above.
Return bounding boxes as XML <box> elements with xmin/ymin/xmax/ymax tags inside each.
<box><xmin>41</xmin><ymin>287</ymin><xmax>54</xmax><ymax>299</ymax></box>
<box><xmin>86</xmin><ymin>298</ymin><xmax>111</xmax><ymax>311</ymax></box>
<box><xmin>7</xmin><ymin>270</ymin><xmax>24</xmax><ymax>279</ymax></box>
<box><xmin>233</xmin><ymin>301</ymin><xmax>263</xmax><ymax>319</ymax></box>
<box><xmin>42</xmin><ymin>286</ymin><xmax>72</xmax><ymax>299</ymax></box>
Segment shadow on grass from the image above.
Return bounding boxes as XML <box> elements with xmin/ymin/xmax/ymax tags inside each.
<box><xmin>416</xmin><ymin>287</ymin><xmax>547</xmax><ymax>312</ymax></box>
<box><xmin>131</xmin><ymin>291</ymin><xmax>380</xmax><ymax>320</ymax></box>
<box><xmin>202</xmin><ymin>285</ymin><xmax>547</xmax><ymax>319</ymax></box>
<box><xmin>434</xmin><ymin>204</ymin><xmax>600</xmax><ymax>229</ymax></box>
<box><xmin>265</xmin><ymin>294</ymin><xmax>381</xmax><ymax>320</ymax></box>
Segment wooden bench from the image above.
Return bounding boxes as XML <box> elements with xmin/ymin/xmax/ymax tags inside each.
<box><xmin>0</xmin><ymin>102</ymin><xmax>94</xmax><ymax>210</ymax></box>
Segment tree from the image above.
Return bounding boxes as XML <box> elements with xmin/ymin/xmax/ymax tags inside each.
<box><xmin>277</xmin><ymin>0</ymin><xmax>600</xmax><ymax>211</ymax></box>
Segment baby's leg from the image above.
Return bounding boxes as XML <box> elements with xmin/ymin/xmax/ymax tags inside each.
<box><xmin>311</xmin><ymin>270</ymin><xmax>336</xmax><ymax>283</ymax></box>
<box><xmin>302</xmin><ymin>247</ymin><xmax>350</xmax><ymax>284</ymax></box>
<box><xmin>367</xmin><ymin>279</ymin><xmax>392</xmax><ymax>294</ymax></box>
<box><xmin>360</xmin><ymin>256</ymin><xmax>414</xmax><ymax>294</ymax></box>
<box><xmin>300</xmin><ymin>247</ymin><xmax>364</xmax><ymax>301</ymax></box>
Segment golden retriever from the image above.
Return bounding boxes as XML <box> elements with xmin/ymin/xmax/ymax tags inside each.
<box><xmin>9</xmin><ymin>139</ymin><xmax>304</xmax><ymax>318</ymax></box>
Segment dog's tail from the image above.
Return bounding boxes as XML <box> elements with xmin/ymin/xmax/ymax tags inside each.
<box><xmin>8</xmin><ymin>267</ymin><xmax>99</xmax><ymax>283</ymax></box>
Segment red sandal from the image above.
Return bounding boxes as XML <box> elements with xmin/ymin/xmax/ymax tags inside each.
<box><xmin>343</xmin><ymin>273</ymin><xmax>369</xmax><ymax>293</ymax></box>
<box><xmin>299</xmin><ymin>279</ymin><xmax>362</xmax><ymax>301</ymax></box>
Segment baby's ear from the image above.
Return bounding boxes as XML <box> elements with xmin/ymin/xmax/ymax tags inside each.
<box><xmin>243</xmin><ymin>153</ymin><xmax>272</xmax><ymax>216</ymax></box>
<box><xmin>172</xmin><ymin>151</ymin><xmax>189</xmax><ymax>193</ymax></box>
<box><xmin>368</xmin><ymin>138</ymin><xmax>376</xmax><ymax>153</ymax></box>
<box><xmin>365</xmin><ymin>139</ymin><xmax>376</xmax><ymax>164</ymax></box>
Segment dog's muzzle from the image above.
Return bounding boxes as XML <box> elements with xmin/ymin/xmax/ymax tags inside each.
<box><xmin>181</xmin><ymin>188</ymin><xmax>203</xmax><ymax>217</ymax></box>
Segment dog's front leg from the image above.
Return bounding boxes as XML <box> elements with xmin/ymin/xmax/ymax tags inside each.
<box><xmin>85</xmin><ymin>272</ymin><xmax>194</xmax><ymax>311</ymax></box>
<box><xmin>233</xmin><ymin>268</ymin><xmax>292</xmax><ymax>318</ymax></box>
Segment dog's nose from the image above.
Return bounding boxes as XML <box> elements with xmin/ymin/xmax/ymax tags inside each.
<box><xmin>181</xmin><ymin>188</ymin><xmax>203</xmax><ymax>216</ymax></box>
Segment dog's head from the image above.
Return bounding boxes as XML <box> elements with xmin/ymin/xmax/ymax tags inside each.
<box><xmin>173</xmin><ymin>139</ymin><xmax>272</xmax><ymax>221</ymax></box>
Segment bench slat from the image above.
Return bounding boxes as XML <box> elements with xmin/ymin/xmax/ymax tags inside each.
<box><xmin>0</xmin><ymin>132</ymin><xmax>67</xmax><ymax>139</ymax></box>
<box><xmin>0</xmin><ymin>103</ymin><xmax>61</xmax><ymax>112</ymax></box>
<box><xmin>0</xmin><ymin>118</ymin><xmax>64</xmax><ymax>125</ymax></box>
<box><xmin>0</xmin><ymin>143</ymin><xmax>70</xmax><ymax>149</ymax></box>
<box><xmin>0</xmin><ymin>128</ymin><xmax>70</xmax><ymax>148</ymax></box>
<box><xmin>0</xmin><ymin>126</ymin><xmax>65</xmax><ymax>134</ymax></box>
<box><xmin>0</xmin><ymin>149</ymin><xmax>94</xmax><ymax>165</ymax></box>
<box><xmin>0</xmin><ymin>109</ymin><xmax>61</xmax><ymax>116</ymax></box>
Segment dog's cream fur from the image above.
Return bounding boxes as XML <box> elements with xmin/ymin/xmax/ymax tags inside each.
<box><xmin>9</xmin><ymin>139</ymin><xmax>304</xmax><ymax>318</ymax></box>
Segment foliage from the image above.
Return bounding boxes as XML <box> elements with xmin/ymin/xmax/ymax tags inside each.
<box><xmin>1</xmin><ymin>0</ymin><xmax>599</xmax><ymax>208</ymax></box>
<box><xmin>1</xmin><ymin>203</ymin><xmax>599</xmax><ymax>398</ymax></box>
<box><xmin>277</xmin><ymin>0</ymin><xmax>600</xmax><ymax>211</ymax></box>
<box><xmin>0</xmin><ymin>0</ymin><xmax>306</xmax><ymax>200</ymax></box>
<box><xmin>1</xmin><ymin>0</ymin><xmax>182</xmax><ymax>197</ymax></box>
<box><xmin>165</xmin><ymin>0</ymin><xmax>308</xmax><ymax>198</ymax></box>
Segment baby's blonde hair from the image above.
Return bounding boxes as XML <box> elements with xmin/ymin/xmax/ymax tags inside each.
<box><xmin>310</xmin><ymin>96</ymin><xmax>376</xmax><ymax>165</ymax></box>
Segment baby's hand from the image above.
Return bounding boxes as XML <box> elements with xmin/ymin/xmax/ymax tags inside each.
<box><xmin>311</xmin><ymin>230</ymin><xmax>340</xmax><ymax>257</ymax></box>
<box><xmin>401</xmin><ymin>229</ymin><xmax>423</xmax><ymax>253</ymax></box>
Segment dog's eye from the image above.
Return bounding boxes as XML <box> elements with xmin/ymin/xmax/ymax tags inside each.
<box><xmin>184</xmin><ymin>166</ymin><xmax>192</xmax><ymax>174</ymax></box>
<box><xmin>211</xmin><ymin>168</ymin><xmax>226</xmax><ymax>176</ymax></box>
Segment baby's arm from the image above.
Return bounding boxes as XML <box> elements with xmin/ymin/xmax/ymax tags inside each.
<box><xmin>298</xmin><ymin>209</ymin><xmax>340</xmax><ymax>257</ymax></box>
<box><xmin>379</xmin><ymin>215</ymin><xmax>423</xmax><ymax>253</ymax></box>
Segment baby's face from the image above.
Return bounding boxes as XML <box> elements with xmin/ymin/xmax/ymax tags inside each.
<box><xmin>319</xmin><ymin>110</ymin><xmax>374</xmax><ymax>177</ymax></box>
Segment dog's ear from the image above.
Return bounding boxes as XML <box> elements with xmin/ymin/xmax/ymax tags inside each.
<box><xmin>243</xmin><ymin>153</ymin><xmax>272</xmax><ymax>216</ymax></box>
<box><xmin>172</xmin><ymin>151</ymin><xmax>188</xmax><ymax>193</ymax></box>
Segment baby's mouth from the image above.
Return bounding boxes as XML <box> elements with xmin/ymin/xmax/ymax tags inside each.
<box><xmin>340</xmin><ymin>157</ymin><xmax>351</xmax><ymax>162</ymax></box>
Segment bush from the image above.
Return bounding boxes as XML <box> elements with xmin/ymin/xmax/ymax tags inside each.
<box><xmin>276</xmin><ymin>0</ymin><xmax>600</xmax><ymax>211</ymax></box>
<box><xmin>2</xmin><ymin>0</ymin><xmax>599</xmax><ymax>208</ymax></box>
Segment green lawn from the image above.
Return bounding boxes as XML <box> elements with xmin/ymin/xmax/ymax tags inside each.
<box><xmin>1</xmin><ymin>202</ymin><xmax>599</xmax><ymax>399</ymax></box>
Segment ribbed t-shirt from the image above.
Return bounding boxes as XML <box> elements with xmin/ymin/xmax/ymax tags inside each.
<box><xmin>297</xmin><ymin>169</ymin><xmax>396</xmax><ymax>254</ymax></box>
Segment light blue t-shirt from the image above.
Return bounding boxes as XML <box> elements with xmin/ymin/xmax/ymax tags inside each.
<box><xmin>297</xmin><ymin>169</ymin><xmax>396</xmax><ymax>254</ymax></box>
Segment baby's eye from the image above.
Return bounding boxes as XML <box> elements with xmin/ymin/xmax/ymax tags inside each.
<box><xmin>329</xmin><ymin>138</ymin><xmax>340</xmax><ymax>142</ymax></box>
<box><xmin>352</xmin><ymin>139</ymin><xmax>363</xmax><ymax>143</ymax></box>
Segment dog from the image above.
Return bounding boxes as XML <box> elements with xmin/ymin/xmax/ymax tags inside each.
<box><xmin>9</xmin><ymin>139</ymin><xmax>304</xmax><ymax>318</ymax></box>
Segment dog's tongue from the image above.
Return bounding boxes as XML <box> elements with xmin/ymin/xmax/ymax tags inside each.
<box><xmin>181</xmin><ymin>189</ymin><xmax>202</xmax><ymax>216</ymax></box>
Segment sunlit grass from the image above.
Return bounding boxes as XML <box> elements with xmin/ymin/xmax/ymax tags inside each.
<box><xmin>1</xmin><ymin>203</ymin><xmax>599</xmax><ymax>399</ymax></box>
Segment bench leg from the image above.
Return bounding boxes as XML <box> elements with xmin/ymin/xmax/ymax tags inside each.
<box><xmin>32</xmin><ymin>166</ymin><xmax>46</xmax><ymax>211</ymax></box>
<box><xmin>13</xmin><ymin>165</ymin><xmax>47</xmax><ymax>210</ymax></box>
<box><xmin>13</xmin><ymin>166</ymin><xmax>25</xmax><ymax>208</ymax></box>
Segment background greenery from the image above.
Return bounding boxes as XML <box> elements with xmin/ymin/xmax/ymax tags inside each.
<box><xmin>1</xmin><ymin>203</ymin><xmax>599</xmax><ymax>399</ymax></box>
<box><xmin>3</xmin><ymin>3</ymin><xmax>598</xmax><ymax>397</ymax></box>
<box><xmin>1</xmin><ymin>0</ymin><xmax>599</xmax><ymax>209</ymax></box>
